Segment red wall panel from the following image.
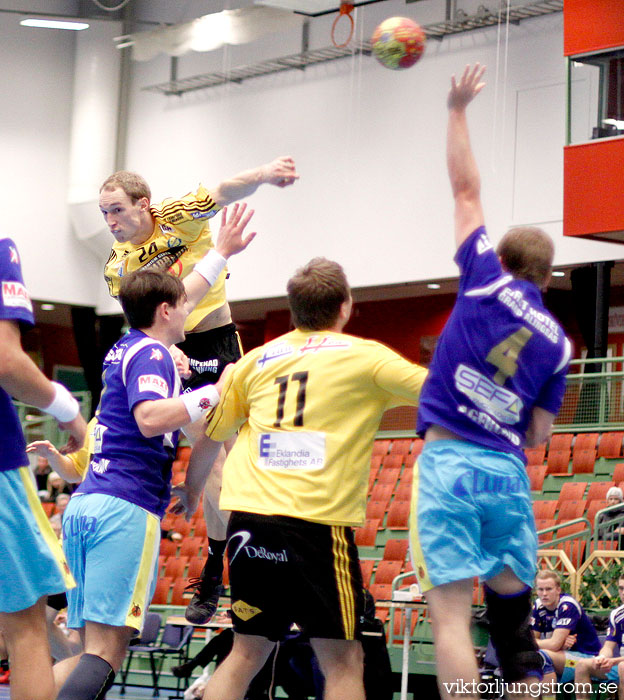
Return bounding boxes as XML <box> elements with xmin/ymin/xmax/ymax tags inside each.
<box><xmin>564</xmin><ymin>0</ymin><xmax>624</xmax><ymax>56</ymax></box>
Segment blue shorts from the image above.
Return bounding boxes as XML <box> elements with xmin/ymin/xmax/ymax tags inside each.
<box><xmin>0</xmin><ymin>467</ymin><xmax>75</xmax><ymax>613</ymax></box>
<box><xmin>409</xmin><ymin>440</ymin><xmax>537</xmax><ymax>592</ymax></box>
<box><xmin>560</xmin><ymin>651</ymin><xmax>595</xmax><ymax>684</ymax></box>
<box><xmin>63</xmin><ymin>493</ymin><xmax>160</xmax><ymax>631</ymax></box>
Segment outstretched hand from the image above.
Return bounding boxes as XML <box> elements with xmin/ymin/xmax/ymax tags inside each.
<box><xmin>170</xmin><ymin>483</ymin><xmax>200</xmax><ymax>522</ymax></box>
<box><xmin>448</xmin><ymin>63</ymin><xmax>486</xmax><ymax>111</ymax></box>
<box><xmin>261</xmin><ymin>156</ymin><xmax>299</xmax><ymax>188</ymax></box>
<box><xmin>215</xmin><ymin>203</ymin><xmax>256</xmax><ymax>259</ymax></box>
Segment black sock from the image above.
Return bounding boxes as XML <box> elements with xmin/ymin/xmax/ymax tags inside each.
<box><xmin>56</xmin><ymin>653</ymin><xmax>116</xmax><ymax>700</ymax></box>
<box><xmin>204</xmin><ymin>538</ymin><xmax>226</xmax><ymax>579</ymax></box>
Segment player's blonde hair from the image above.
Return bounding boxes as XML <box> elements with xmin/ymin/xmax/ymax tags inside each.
<box><xmin>100</xmin><ymin>171</ymin><xmax>151</xmax><ymax>203</ymax></box>
<box><xmin>535</xmin><ymin>570</ymin><xmax>561</xmax><ymax>587</ymax></box>
<box><xmin>497</xmin><ymin>227</ymin><xmax>554</xmax><ymax>290</ymax></box>
<box><xmin>287</xmin><ymin>257</ymin><xmax>350</xmax><ymax>331</ymax></box>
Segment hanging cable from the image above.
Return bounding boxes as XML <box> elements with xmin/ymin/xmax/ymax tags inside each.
<box><xmin>90</xmin><ymin>0</ymin><xmax>133</xmax><ymax>12</ymax></box>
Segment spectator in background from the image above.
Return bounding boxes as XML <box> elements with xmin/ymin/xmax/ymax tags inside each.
<box><xmin>33</xmin><ymin>455</ymin><xmax>52</xmax><ymax>495</ymax></box>
<box><xmin>43</xmin><ymin>472</ymin><xmax>72</xmax><ymax>503</ymax></box>
<box><xmin>49</xmin><ymin>494</ymin><xmax>70</xmax><ymax>535</ymax></box>
<box><xmin>597</xmin><ymin>487</ymin><xmax>624</xmax><ymax>546</ymax></box>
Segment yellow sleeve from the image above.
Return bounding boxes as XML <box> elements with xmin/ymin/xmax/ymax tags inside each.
<box><xmin>204</xmin><ymin>364</ymin><xmax>250</xmax><ymax>442</ymax></box>
<box><xmin>372</xmin><ymin>351</ymin><xmax>428</xmax><ymax>409</ymax></box>
<box><xmin>150</xmin><ymin>184</ymin><xmax>222</xmax><ymax>242</ymax></box>
<box><xmin>65</xmin><ymin>417</ymin><xmax>97</xmax><ymax>480</ymax></box>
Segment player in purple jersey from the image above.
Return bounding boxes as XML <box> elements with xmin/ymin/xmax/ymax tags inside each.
<box><xmin>574</xmin><ymin>575</ymin><xmax>624</xmax><ymax>699</ymax></box>
<box><xmin>0</xmin><ymin>238</ymin><xmax>87</xmax><ymax>700</ymax></box>
<box><xmin>409</xmin><ymin>65</ymin><xmax>571</xmax><ymax>700</ymax></box>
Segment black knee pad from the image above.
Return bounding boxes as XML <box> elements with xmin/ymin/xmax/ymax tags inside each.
<box><xmin>56</xmin><ymin>653</ymin><xmax>116</xmax><ymax>700</ymax></box>
<box><xmin>484</xmin><ymin>585</ymin><xmax>542</xmax><ymax>683</ymax></box>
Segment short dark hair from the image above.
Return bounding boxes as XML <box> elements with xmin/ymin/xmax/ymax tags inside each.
<box><xmin>100</xmin><ymin>171</ymin><xmax>151</xmax><ymax>203</ymax></box>
<box><xmin>286</xmin><ymin>258</ymin><xmax>350</xmax><ymax>330</ymax></box>
<box><xmin>118</xmin><ymin>270</ymin><xmax>185</xmax><ymax>329</ymax></box>
<box><xmin>497</xmin><ymin>226</ymin><xmax>554</xmax><ymax>289</ymax></box>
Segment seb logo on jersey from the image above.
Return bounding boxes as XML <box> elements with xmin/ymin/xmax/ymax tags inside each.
<box><xmin>2</xmin><ymin>281</ymin><xmax>32</xmax><ymax>312</ymax></box>
<box><xmin>138</xmin><ymin>374</ymin><xmax>169</xmax><ymax>399</ymax></box>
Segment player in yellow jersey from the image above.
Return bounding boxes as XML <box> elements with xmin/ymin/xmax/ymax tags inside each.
<box><xmin>172</xmin><ymin>257</ymin><xmax>427</xmax><ymax>700</ymax></box>
<box><xmin>99</xmin><ymin>156</ymin><xmax>298</xmax><ymax>623</ymax></box>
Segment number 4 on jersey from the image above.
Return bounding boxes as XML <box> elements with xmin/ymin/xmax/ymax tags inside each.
<box><xmin>486</xmin><ymin>327</ymin><xmax>533</xmax><ymax>385</ymax></box>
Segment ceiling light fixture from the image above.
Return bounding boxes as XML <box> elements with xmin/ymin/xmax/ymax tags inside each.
<box><xmin>40</xmin><ymin>303</ymin><xmax>56</xmax><ymax>311</ymax></box>
<box><xmin>20</xmin><ymin>18</ymin><xmax>89</xmax><ymax>31</ymax></box>
<box><xmin>427</xmin><ymin>283</ymin><xmax>441</xmax><ymax>290</ymax></box>
<box><xmin>552</xmin><ymin>271</ymin><xmax>565</xmax><ymax>277</ymax></box>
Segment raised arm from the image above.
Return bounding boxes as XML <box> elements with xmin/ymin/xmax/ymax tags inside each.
<box><xmin>447</xmin><ymin>64</ymin><xmax>487</xmax><ymax>248</ymax></box>
<box><xmin>183</xmin><ymin>203</ymin><xmax>256</xmax><ymax>311</ymax></box>
<box><xmin>209</xmin><ymin>156</ymin><xmax>299</xmax><ymax>207</ymax></box>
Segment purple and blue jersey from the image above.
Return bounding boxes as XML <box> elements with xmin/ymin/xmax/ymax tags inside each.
<box><xmin>606</xmin><ymin>603</ymin><xmax>624</xmax><ymax>651</ymax></box>
<box><xmin>531</xmin><ymin>594</ymin><xmax>601</xmax><ymax>655</ymax></box>
<box><xmin>0</xmin><ymin>238</ymin><xmax>34</xmax><ymax>472</ymax></box>
<box><xmin>417</xmin><ymin>227</ymin><xmax>571</xmax><ymax>461</ymax></box>
<box><xmin>75</xmin><ymin>329</ymin><xmax>181</xmax><ymax>518</ymax></box>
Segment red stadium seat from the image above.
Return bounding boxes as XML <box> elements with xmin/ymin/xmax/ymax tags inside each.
<box><xmin>354</xmin><ymin>519</ymin><xmax>380</xmax><ymax>547</ymax></box>
<box><xmin>179</xmin><ymin>537</ymin><xmax>204</xmax><ymax>559</ymax></box>
<box><xmin>372</xmin><ymin>440</ymin><xmax>391</xmax><ymax>457</ymax></box>
<box><xmin>525</xmin><ymin>446</ymin><xmax>546</xmax><ymax>466</ymax></box>
<box><xmin>389</xmin><ymin>439</ymin><xmax>412</xmax><ymax>456</ymax></box>
<box><xmin>535</xmin><ymin>519</ymin><xmax>555</xmax><ymax>542</ymax></box>
<box><xmin>411</xmin><ymin>439</ymin><xmax>424</xmax><ymax>457</ymax></box>
<box><xmin>612</xmin><ymin>463</ymin><xmax>624</xmax><ymax>484</ymax></box>
<box><xmin>369</xmin><ymin>484</ymin><xmax>394</xmax><ymax>508</ymax></box>
<box><xmin>170</xmin><ymin>578</ymin><xmax>191</xmax><ymax>606</ymax></box>
<box><xmin>383</xmin><ymin>539</ymin><xmax>409</xmax><ymax>562</ymax></box>
<box><xmin>399</xmin><ymin>468</ymin><xmax>413</xmax><ymax>486</ymax></box>
<box><xmin>598</xmin><ymin>432</ymin><xmax>624</xmax><ymax>458</ymax></box>
<box><xmin>360</xmin><ymin>560</ymin><xmax>375</xmax><ymax>587</ymax></box>
<box><xmin>41</xmin><ymin>502</ymin><xmax>55</xmax><ymax>517</ymax></box>
<box><xmin>546</xmin><ymin>449</ymin><xmax>571</xmax><ymax>475</ymax></box>
<box><xmin>377</xmin><ymin>467</ymin><xmax>401</xmax><ymax>487</ymax></box>
<box><xmin>574</xmin><ymin>433</ymin><xmax>599</xmax><ymax>452</ymax></box>
<box><xmin>394</xmin><ymin>483</ymin><xmax>412</xmax><ymax>501</ymax></box>
<box><xmin>176</xmin><ymin>446</ymin><xmax>191</xmax><ymax>462</ymax></box>
<box><xmin>163</xmin><ymin>556</ymin><xmax>188</xmax><ymax>580</ymax></box>
<box><xmin>382</xmin><ymin>454</ymin><xmax>403</xmax><ymax>470</ymax></box>
<box><xmin>556</xmin><ymin>500</ymin><xmax>585</xmax><ymax>523</ymax></box>
<box><xmin>572</xmin><ymin>449</ymin><xmax>596</xmax><ymax>475</ymax></box>
<box><xmin>151</xmin><ymin>577</ymin><xmax>173</xmax><ymax>605</ymax></box>
<box><xmin>192</xmin><ymin>519</ymin><xmax>207</xmax><ymax>539</ymax></box>
<box><xmin>159</xmin><ymin>539</ymin><xmax>178</xmax><ymax>557</ymax></box>
<box><xmin>556</xmin><ymin>482</ymin><xmax>587</xmax><ymax>509</ymax></box>
<box><xmin>366</xmin><ymin>500</ymin><xmax>387</xmax><ymax>521</ymax></box>
<box><xmin>386</xmin><ymin>500</ymin><xmax>410</xmax><ymax>529</ymax></box>
<box><xmin>549</xmin><ymin>434</ymin><xmax>574</xmax><ymax>452</ymax></box>
<box><xmin>586</xmin><ymin>482</ymin><xmax>615</xmax><ymax>505</ymax></box>
<box><xmin>533</xmin><ymin>500</ymin><xmax>557</xmax><ymax>520</ymax></box>
<box><xmin>374</xmin><ymin>560</ymin><xmax>403</xmax><ymax>585</ymax></box>
<box><xmin>527</xmin><ymin>465</ymin><xmax>547</xmax><ymax>491</ymax></box>
<box><xmin>369</xmin><ymin>583</ymin><xmax>393</xmax><ymax>602</ymax></box>
<box><xmin>187</xmin><ymin>558</ymin><xmax>204</xmax><ymax>581</ymax></box>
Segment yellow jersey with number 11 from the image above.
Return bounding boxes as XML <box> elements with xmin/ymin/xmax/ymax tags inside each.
<box><xmin>206</xmin><ymin>329</ymin><xmax>427</xmax><ymax>527</ymax></box>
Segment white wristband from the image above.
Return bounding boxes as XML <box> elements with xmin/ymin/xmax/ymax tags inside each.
<box><xmin>44</xmin><ymin>382</ymin><xmax>80</xmax><ymax>423</ymax></box>
<box><xmin>194</xmin><ymin>249</ymin><xmax>227</xmax><ymax>287</ymax></box>
<box><xmin>181</xmin><ymin>385</ymin><xmax>220</xmax><ymax>423</ymax></box>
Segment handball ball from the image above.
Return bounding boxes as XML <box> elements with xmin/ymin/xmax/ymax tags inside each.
<box><xmin>371</xmin><ymin>17</ymin><xmax>426</xmax><ymax>70</ymax></box>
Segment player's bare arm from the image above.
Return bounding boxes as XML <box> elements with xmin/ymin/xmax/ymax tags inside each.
<box><xmin>525</xmin><ymin>406</ymin><xmax>556</xmax><ymax>448</ymax></box>
<box><xmin>183</xmin><ymin>203</ymin><xmax>256</xmax><ymax>311</ymax></box>
<box><xmin>536</xmin><ymin>627</ymin><xmax>570</xmax><ymax>651</ymax></box>
<box><xmin>210</xmin><ymin>156</ymin><xmax>299</xmax><ymax>206</ymax></box>
<box><xmin>0</xmin><ymin>319</ymin><xmax>87</xmax><ymax>445</ymax></box>
<box><xmin>26</xmin><ymin>440</ymin><xmax>83</xmax><ymax>483</ymax></box>
<box><xmin>447</xmin><ymin>63</ymin><xmax>486</xmax><ymax>249</ymax></box>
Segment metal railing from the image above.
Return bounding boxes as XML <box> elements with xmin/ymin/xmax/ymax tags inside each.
<box><xmin>13</xmin><ymin>391</ymin><xmax>91</xmax><ymax>448</ymax></box>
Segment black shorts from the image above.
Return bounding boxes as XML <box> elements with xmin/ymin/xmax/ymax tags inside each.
<box><xmin>176</xmin><ymin>323</ymin><xmax>242</xmax><ymax>392</ymax></box>
<box><xmin>47</xmin><ymin>592</ymin><xmax>68</xmax><ymax>611</ymax></box>
<box><xmin>227</xmin><ymin>511</ymin><xmax>364</xmax><ymax>642</ymax></box>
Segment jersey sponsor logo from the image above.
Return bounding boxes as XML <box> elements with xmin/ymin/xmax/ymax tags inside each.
<box><xmin>138</xmin><ymin>374</ymin><xmax>169</xmax><ymax>398</ymax></box>
<box><xmin>166</xmin><ymin>236</ymin><xmax>182</xmax><ymax>248</ymax></box>
<box><xmin>228</xmin><ymin>530</ymin><xmax>288</xmax><ymax>564</ymax></box>
<box><xmin>557</xmin><ymin>618</ymin><xmax>572</xmax><ymax>626</ymax></box>
<box><xmin>1</xmin><ymin>281</ymin><xmax>32</xmax><ymax>312</ymax></box>
<box><xmin>299</xmin><ymin>336</ymin><xmax>351</xmax><ymax>354</ymax></box>
<box><xmin>476</xmin><ymin>233</ymin><xmax>493</xmax><ymax>255</ymax></box>
<box><xmin>62</xmin><ymin>514</ymin><xmax>98</xmax><ymax>539</ymax></box>
<box><xmin>189</xmin><ymin>358</ymin><xmax>219</xmax><ymax>374</ymax></box>
<box><xmin>140</xmin><ymin>246</ymin><xmax>187</xmax><ymax>273</ymax></box>
<box><xmin>191</xmin><ymin>210</ymin><xmax>216</xmax><ymax>220</ymax></box>
<box><xmin>104</xmin><ymin>346</ymin><xmax>124</xmax><ymax>363</ymax></box>
<box><xmin>457</xmin><ymin>405</ymin><xmax>522</xmax><ymax>446</ymax></box>
<box><xmin>165</xmin><ymin>212</ymin><xmax>185</xmax><ymax>224</ymax></box>
<box><xmin>231</xmin><ymin>600</ymin><xmax>262</xmax><ymax>621</ymax></box>
<box><xmin>256</xmin><ymin>342</ymin><xmax>294</xmax><ymax>368</ymax></box>
<box><xmin>90</xmin><ymin>457</ymin><xmax>110</xmax><ymax>474</ymax></box>
<box><xmin>454</xmin><ymin>364</ymin><xmax>523</xmax><ymax>424</ymax></box>
<box><xmin>228</xmin><ymin>530</ymin><xmax>252</xmax><ymax>563</ymax></box>
<box><xmin>130</xmin><ymin>604</ymin><xmax>142</xmax><ymax>618</ymax></box>
<box><xmin>498</xmin><ymin>288</ymin><xmax>559</xmax><ymax>343</ymax></box>
<box><xmin>150</xmin><ymin>348</ymin><xmax>164</xmax><ymax>361</ymax></box>
<box><xmin>258</xmin><ymin>432</ymin><xmax>325</xmax><ymax>471</ymax></box>
<box><xmin>9</xmin><ymin>246</ymin><xmax>19</xmax><ymax>264</ymax></box>
<box><xmin>159</xmin><ymin>224</ymin><xmax>174</xmax><ymax>233</ymax></box>
<box><xmin>92</xmin><ymin>423</ymin><xmax>107</xmax><ymax>454</ymax></box>
<box><xmin>451</xmin><ymin>469</ymin><xmax>524</xmax><ymax>498</ymax></box>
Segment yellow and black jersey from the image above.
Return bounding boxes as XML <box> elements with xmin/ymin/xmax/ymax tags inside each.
<box><xmin>206</xmin><ymin>329</ymin><xmax>428</xmax><ymax>527</ymax></box>
<box><xmin>65</xmin><ymin>417</ymin><xmax>97</xmax><ymax>480</ymax></box>
<box><xmin>104</xmin><ymin>184</ymin><xmax>224</xmax><ymax>332</ymax></box>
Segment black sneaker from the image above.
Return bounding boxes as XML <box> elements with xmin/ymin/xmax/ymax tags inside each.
<box><xmin>184</xmin><ymin>575</ymin><xmax>224</xmax><ymax>625</ymax></box>
<box><xmin>171</xmin><ymin>661</ymin><xmax>195</xmax><ymax>679</ymax></box>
